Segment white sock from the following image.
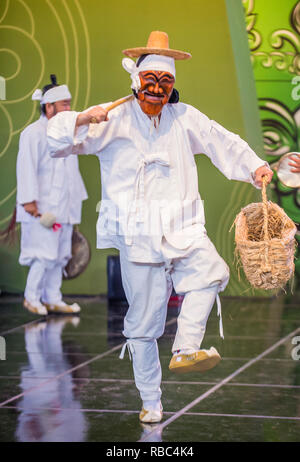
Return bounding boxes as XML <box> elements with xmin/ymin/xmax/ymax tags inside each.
<box><xmin>174</xmin><ymin>349</ymin><xmax>198</xmax><ymax>355</ymax></box>
<box><xmin>143</xmin><ymin>400</ymin><xmax>161</xmax><ymax>412</ymax></box>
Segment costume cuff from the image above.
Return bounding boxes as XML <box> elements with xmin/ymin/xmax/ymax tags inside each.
<box><xmin>17</xmin><ymin>188</ymin><xmax>39</xmax><ymax>205</ymax></box>
<box><xmin>47</xmin><ymin>111</ymin><xmax>82</xmax><ymax>157</ymax></box>
<box><xmin>17</xmin><ymin>196</ymin><xmax>38</xmax><ymax>206</ymax></box>
<box><xmin>74</xmin><ymin>119</ymin><xmax>89</xmax><ymax>144</ymax></box>
<box><xmin>250</xmin><ymin>160</ymin><xmax>270</xmax><ymax>189</ymax></box>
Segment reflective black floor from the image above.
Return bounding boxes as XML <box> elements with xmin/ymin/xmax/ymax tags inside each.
<box><xmin>0</xmin><ymin>293</ymin><xmax>300</xmax><ymax>442</ymax></box>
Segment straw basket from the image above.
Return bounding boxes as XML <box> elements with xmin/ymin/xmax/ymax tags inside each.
<box><xmin>233</xmin><ymin>177</ymin><xmax>297</xmax><ymax>290</ymax></box>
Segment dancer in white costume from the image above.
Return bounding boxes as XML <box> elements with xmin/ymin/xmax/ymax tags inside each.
<box><xmin>17</xmin><ymin>75</ymin><xmax>88</xmax><ymax>316</ymax></box>
<box><xmin>47</xmin><ymin>32</ymin><xmax>273</xmax><ymax>423</ymax></box>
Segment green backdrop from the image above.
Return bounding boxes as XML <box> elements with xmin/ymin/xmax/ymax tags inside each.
<box><xmin>0</xmin><ymin>0</ymin><xmax>267</xmax><ymax>296</ymax></box>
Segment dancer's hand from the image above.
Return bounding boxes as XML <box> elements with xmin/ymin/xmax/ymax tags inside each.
<box><xmin>76</xmin><ymin>106</ymin><xmax>109</xmax><ymax>126</ymax></box>
<box><xmin>288</xmin><ymin>153</ymin><xmax>300</xmax><ymax>173</ymax></box>
<box><xmin>254</xmin><ymin>165</ymin><xmax>273</xmax><ymax>188</ymax></box>
<box><xmin>23</xmin><ymin>201</ymin><xmax>39</xmax><ymax>217</ymax></box>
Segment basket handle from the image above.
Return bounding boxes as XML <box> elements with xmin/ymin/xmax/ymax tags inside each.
<box><xmin>262</xmin><ymin>175</ymin><xmax>269</xmax><ymax>241</ymax></box>
<box><xmin>261</xmin><ymin>175</ymin><xmax>271</xmax><ymax>272</ymax></box>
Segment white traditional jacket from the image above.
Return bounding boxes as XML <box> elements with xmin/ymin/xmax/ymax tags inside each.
<box><xmin>47</xmin><ymin>98</ymin><xmax>265</xmax><ymax>263</ymax></box>
<box><xmin>16</xmin><ymin>114</ymin><xmax>88</xmax><ymax>224</ymax></box>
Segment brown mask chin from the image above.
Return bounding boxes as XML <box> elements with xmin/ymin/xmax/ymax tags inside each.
<box><xmin>137</xmin><ymin>70</ymin><xmax>175</xmax><ymax>118</ymax></box>
<box><xmin>137</xmin><ymin>92</ymin><xmax>168</xmax><ymax>117</ymax></box>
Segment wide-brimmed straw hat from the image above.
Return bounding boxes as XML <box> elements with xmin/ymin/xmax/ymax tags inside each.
<box><xmin>122</xmin><ymin>31</ymin><xmax>191</xmax><ymax>60</ymax></box>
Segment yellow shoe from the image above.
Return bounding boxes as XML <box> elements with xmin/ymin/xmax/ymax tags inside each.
<box><xmin>43</xmin><ymin>301</ymin><xmax>81</xmax><ymax>314</ymax></box>
<box><xmin>169</xmin><ymin>347</ymin><xmax>221</xmax><ymax>374</ymax></box>
<box><xmin>139</xmin><ymin>403</ymin><xmax>163</xmax><ymax>423</ymax></box>
<box><xmin>23</xmin><ymin>299</ymin><xmax>48</xmax><ymax>316</ymax></box>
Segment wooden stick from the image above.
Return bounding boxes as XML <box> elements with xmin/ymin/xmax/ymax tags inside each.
<box><xmin>90</xmin><ymin>95</ymin><xmax>134</xmax><ymax>123</ymax></box>
<box><xmin>106</xmin><ymin>94</ymin><xmax>134</xmax><ymax>112</ymax></box>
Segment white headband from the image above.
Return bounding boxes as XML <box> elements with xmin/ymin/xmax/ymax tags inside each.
<box><xmin>32</xmin><ymin>84</ymin><xmax>71</xmax><ymax>105</ymax></box>
<box><xmin>122</xmin><ymin>54</ymin><xmax>176</xmax><ymax>92</ymax></box>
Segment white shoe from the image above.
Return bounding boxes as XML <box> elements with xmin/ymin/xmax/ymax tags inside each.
<box><xmin>43</xmin><ymin>301</ymin><xmax>81</xmax><ymax>314</ymax></box>
<box><xmin>139</xmin><ymin>402</ymin><xmax>163</xmax><ymax>423</ymax></box>
<box><xmin>23</xmin><ymin>299</ymin><xmax>48</xmax><ymax>316</ymax></box>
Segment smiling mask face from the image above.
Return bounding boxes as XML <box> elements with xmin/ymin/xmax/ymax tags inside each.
<box><xmin>137</xmin><ymin>70</ymin><xmax>175</xmax><ymax>118</ymax></box>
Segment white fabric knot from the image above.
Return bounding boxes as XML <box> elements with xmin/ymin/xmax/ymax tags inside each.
<box><xmin>119</xmin><ymin>340</ymin><xmax>135</xmax><ymax>360</ymax></box>
<box><xmin>125</xmin><ymin>152</ymin><xmax>170</xmax><ymax>246</ymax></box>
<box><xmin>32</xmin><ymin>89</ymin><xmax>43</xmax><ymax>101</ymax></box>
<box><xmin>134</xmin><ymin>153</ymin><xmax>170</xmax><ymax>209</ymax></box>
<box><xmin>216</xmin><ymin>294</ymin><xmax>224</xmax><ymax>339</ymax></box>
<box><xmin>122</xmin><ymin>58</ymin><xmax>141</xmax><ymax>92</ymax></box>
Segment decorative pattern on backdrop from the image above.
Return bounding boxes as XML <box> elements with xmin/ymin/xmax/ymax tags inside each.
<box><xmin>243</xmin><ymin>0</ymin><xmax>300</xmax><ymax>277</ymax></box>
<box><xmin>0</xmin><ymin>0</ymin><xmax>91</xmax><ymax>231</ymax></box>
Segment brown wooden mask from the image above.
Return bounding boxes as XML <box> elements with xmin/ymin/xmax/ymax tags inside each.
<box><xmin>137</xmin><ymin>70</ymin><xmax>175</xmax><ymax>118</ymax></box>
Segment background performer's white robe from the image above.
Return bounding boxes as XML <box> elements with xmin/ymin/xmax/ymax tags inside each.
<box><xmin>16</xmin><ymin>114</ymin><xmax>88</xmax><ymax>304</ymax></box>
<box><xmin>17</xmin><ymin>114</ymin><xmax>87</xmax><ymax>228</ymax></box>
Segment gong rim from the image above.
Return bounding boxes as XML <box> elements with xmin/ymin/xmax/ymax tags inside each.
<box><xmin>63</xmin><ymin>229</ymin><xmax>91</xmax><ymax>280</ymax></box>
<box><xmin>277</xmin><ymin>152</ymin><xmax>300</xmax><ymax>188</ymax></box>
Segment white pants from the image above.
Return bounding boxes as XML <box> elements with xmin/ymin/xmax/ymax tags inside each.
<box><xmin>119</xmin><ymin>234</ymin><xmax>230</xmax><ymax>401</ymax></box>
<box><xmin>19</xmin><ymin>221</ymin><xmax>73</xmax><ymax>304</ymax></box>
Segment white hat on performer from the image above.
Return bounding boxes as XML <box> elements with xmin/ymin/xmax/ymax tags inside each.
<box><xmin>32</xmin><ymin>84</ymin><xmax>71</xmax><ymax>105</ymax></box>
<box><xmin>122</xmin><ymin>31</ymin><xmax>191</xmax><ymax>92</ymax></box>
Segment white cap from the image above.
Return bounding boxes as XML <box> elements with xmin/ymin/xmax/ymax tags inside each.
<box><xmin>32</xmin><ymin>84</ymin><xmax>71</xmax><ymax>105</ymax></box>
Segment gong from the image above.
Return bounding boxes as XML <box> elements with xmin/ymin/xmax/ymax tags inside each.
<box><xmin>63</xmin><ymin>228</ymin><xmax>91</xmax><ymax>280</ymax></box>
<box><xmin>277</xmin><ymin>152</ymin><xmax>300</xmax><ymax>188</ymax></box>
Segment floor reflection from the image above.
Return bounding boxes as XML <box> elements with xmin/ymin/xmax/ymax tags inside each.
<box><xmin>16</xmin><ymin>316</ymin><xmax>89</xmax><ymax>442</ymax></box>
<box><xmin>139</xmin><ymin>423</ymin><xmax>162</xmax><ymax>442</ymax></box>
<box><xmin>1</xmin><ymin>288</ymin><xmax>299</xmax><ymax>442</ymax></box>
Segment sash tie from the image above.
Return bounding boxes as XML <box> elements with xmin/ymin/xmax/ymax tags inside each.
<box><xmin>125</xmin><ymin>152</ymin><xmax>170</xmax><ymax>245</ymax></box>
<box><xmin>119</xmin><ymin>340</ymin><xmax>135</xmax><ymax>360</ymax></box>
<box><xmin>216</xmin><ymin>294</ymin><xmax>224</xmax><ymax>339</ymax></box>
